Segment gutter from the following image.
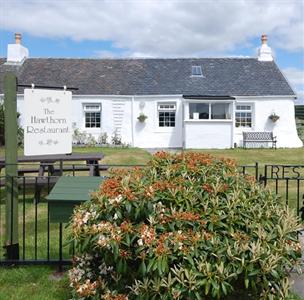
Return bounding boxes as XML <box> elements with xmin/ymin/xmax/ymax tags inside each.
<box><xmin>183</xmin><ymin>95</ymin><xmax>235</xmax><ymax>100</ymax></box>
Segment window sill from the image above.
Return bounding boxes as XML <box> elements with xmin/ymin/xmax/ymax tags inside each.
<box><xmin>154</xmin><ymin>127</ymin><xmax>176</xmax><ymax>133</ymax></box>
<box><xmin>83</xmin><ymin>127</ymin><xmax>101</xmax><ymax>130</ymax></box>
<box><xmin>235</xmin><ymin>127</ymin><xmax>253</xmax><ymax>131</ymax></box>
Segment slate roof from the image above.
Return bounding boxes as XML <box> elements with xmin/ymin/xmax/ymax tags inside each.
<box><xmin>0</xmin><ymin>57</ymin><xmax>295</xmax><ymax>96</ymax></box>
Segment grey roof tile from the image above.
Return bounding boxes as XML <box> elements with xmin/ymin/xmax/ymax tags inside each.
<box><xmin>0</xmin><ymin>57</ymin><xmax>295</xmax><ymax>96</ymax></box>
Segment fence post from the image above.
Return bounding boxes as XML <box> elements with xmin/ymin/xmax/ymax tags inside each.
<box><xmin>263</xmin><ymin>165</ymin><xmax>268</xmax><ymax>187</ymax></box>
<box><xmin>255</xmin><ymin>162</ymin><xmax>259</xmax><ymax>181</ymax></box>
<box><xmin>4</xmin><ymin>72</ymin><xmax>19</xmax><ymax>259</ymax></box>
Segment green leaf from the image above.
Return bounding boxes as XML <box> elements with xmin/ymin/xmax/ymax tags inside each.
<box><xmin>244</xmin><ymin>278</ymin><xmax>249</xmax><ymax>289</ymax></box>
<box><xmin>117</xmin><ymin>259</ymin><xmax>123</xmax><ymax>273</ymax></box>
<box><xmin>125</xmin><ymin>234</ymin><xmax>131</xmax><ymax>246</ymax></box>
<box><xmin>139</xmin><ymin>260</ymin><xmax>146</xmax><ymax>275</ymax></box>
<box><xmin>147</xmin><ymin>258</ymin><xmax>155</xmax><ymax>273</ymax></box>
<box><xmin>161</xmin><ymin>256</ymin><xmax>168</xmax><ymax>273</ymax></box>
<box><xmin>157</xmin><ymin>257</ymin><xmax>163</xmax><ymax>275</ymax></box>
<box><xmin>221</xmin><ymin>282</ymin><xmax>227</xmax><ymax>295</ymax></box>
<box><xmin>126</xmin><ymin>202</ymin><xmax>132</xmax><ymax>213</ymax></box>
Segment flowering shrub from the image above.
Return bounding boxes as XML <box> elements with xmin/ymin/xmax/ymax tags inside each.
<box><xmin>69</xmin><ymin>152</ymin><xmax>302</xmax><ymax>299</ymax></box>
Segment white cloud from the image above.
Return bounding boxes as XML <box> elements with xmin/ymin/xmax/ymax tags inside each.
<box><xmin>94</xmin><ymin>50</ymin><xmax>122</xmax><ymax>58</ymax></box>
<box><xmin>283</xmin><ymin>68</ymin><xmax>304</xmax><ymax>87</ymax></box>
<box><xmin>282</xmin><ymin>67</ymin><xmax>304</xmax><ymax>101</ymax></box>
<box><xmin>0</xmin><ymin>0</ymin><xmax>303</xmax><ymax>57</ymax></box>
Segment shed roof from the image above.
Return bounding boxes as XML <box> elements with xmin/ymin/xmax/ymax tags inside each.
<box><xmin>0</xmin><ymin>57</ymin><xmax>295</xmax><ymax>96</ymax></box>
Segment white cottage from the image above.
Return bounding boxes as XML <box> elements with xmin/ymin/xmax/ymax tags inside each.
<box><xmin>0</xmin><ymin>34</ymin><xmax>302</xmax><ymax>149</ymax></box>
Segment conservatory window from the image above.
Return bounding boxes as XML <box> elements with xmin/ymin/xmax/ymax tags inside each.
<box><xmin>211</xmin><ymin>103</ymin><xmax>231</xmax><ymax>119</ymax></box>
<box><xmin>189</xmin><ymin>102</ymin><xmax>231</xmax><ymax>120</ymax></box>
<box><xmin>84</xmin><ymin>104</ymin><xmax>101</xmax><ymax>128</ymax></box>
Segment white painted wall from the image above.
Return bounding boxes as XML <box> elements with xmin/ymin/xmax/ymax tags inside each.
<box><xmin>71</xmin><ymin>96</ymin><xmax>133</xmax><ymax>145</ymax></box>
<box><xmin>234</xmin><ymin>97</ymin><xmax>302</xmax><ymax>148</ymax></box>
<box><xmin>133</xmin><ymin>96</ymin><xmax>183</xmax><ymax>148</ymax></box>
<box><xmin>185</xmin><ymin>120</ymin><xmax>233</xmax><ymax>149</ymax></box>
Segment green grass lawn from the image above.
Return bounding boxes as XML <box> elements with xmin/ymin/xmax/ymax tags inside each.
<box><xmin>0</xmin><ymin>146</ymin><xmax>304</xmax><ymax>166</ymax></box>
<box><xmin>0</xmin><ymin>146</ymin><xmax>304</xmax><ymax>299</ymax></box>
<box><xmin>0</xmin><ymin>266</ymin><xmax>70</xmax><ymax>300</ymax></box>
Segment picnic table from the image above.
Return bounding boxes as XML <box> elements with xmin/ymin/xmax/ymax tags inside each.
<box><xmin>0</xmin><ymin>153</ymin><xmax>105</xmax><ymax>176</ymax></box>
<box><xmin>0</xmin><ymin>153</ymin><xmax>105</xmax><ymax>202</ymax></box>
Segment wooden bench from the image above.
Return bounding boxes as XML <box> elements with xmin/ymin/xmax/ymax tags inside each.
<box><xmin>243</xmin><ymin>132</ymin><xmax>277</xmax><ymax>149</ymax></box>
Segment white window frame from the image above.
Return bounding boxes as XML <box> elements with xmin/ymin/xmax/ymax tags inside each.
<box><xmin>157</xmin><ymin>102</ymin><xmax>176</xmax><ymax>128</ymax></box>
<box><xmin>83</xmin><ymin>104</ymin><xmax>101</xmax><ymax>112</ymax></box>
<box><xmin>187</xmin><ymin>101</ymin><xmax>232</xmax><ymax>121</ymax></box>
<box><xmin>235</xmin><ymin>104</ymin><xmax>253</xmax><ymax>128</ymax></box>
<box><xmin>83</xmin><ymin>103</ymin><xmax>101</xmax><ymax>128</ymax></box>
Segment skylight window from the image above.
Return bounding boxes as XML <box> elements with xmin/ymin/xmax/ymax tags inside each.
<box><xmin>191</xmin><ymin>65</ymin><xmax>203</xmax><ymax>76</ymax></box>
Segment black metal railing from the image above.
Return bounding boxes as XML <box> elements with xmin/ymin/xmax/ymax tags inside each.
<box><xmin>0</xmin><ymin>162</ymin><xmax>303</xmax><ymax>267</ymax></box>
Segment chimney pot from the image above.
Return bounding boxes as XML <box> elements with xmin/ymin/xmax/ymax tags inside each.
<box><xmin>258</xmin><ymin>34</ymin><xmax>273</xmax><ymax>62</ymax></box>
<box><xmin>6</xmin><ymin>33</ymin><xmax>29</xmax><ymax>64</ymax></box>
<box><xmin>15</xmin><ymin>33</ymin><xmax>22</xmax><ymax>44</ymax></box>
<box><xmin>261</xmin><ymin>34</ymin><xmax>268</xmax><ymax>44</ymax></box>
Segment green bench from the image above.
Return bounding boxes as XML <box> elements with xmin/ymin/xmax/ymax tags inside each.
<box><xmin>46</xmin><ymin>176</ymin><xmax>105</xmax><ymax>223</ymax></box>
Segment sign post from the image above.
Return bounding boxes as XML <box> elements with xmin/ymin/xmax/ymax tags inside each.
<box><xmin>4</xmin><ymin>72</ymin><xmax>19</xmax><ymax>259</ymax></box>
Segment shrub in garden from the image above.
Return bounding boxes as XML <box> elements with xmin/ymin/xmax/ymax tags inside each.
<box><xmin>69</xmin><ymin>152</ymin><xmax>302</xmax><ymax>299</ymax></box>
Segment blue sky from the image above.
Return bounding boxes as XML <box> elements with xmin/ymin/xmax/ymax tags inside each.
<box><xmin>0</xmin><ymin>0</ymin><xmax>303</xmax><ymax>100</ymax></box>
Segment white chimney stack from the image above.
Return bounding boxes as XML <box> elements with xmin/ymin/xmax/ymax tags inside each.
<box><xmin>6</xmin><ymin>33</ymin><xmax>29</xmax><ymax>64</ymax></box>
<box><xmin>258</xmin><ymin>34</ymin><xmax>273</xmax><ymax>62</ymax></box>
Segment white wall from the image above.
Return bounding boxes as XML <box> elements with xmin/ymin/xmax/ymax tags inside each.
<box><xmin>234</xmin><ymin>97</ymin><xmax>302</xmax><ymax>148</ymax></box>
<box><xmin>133</xmin><ymin>96</ymin><xmax>183</xmax><ymax>148</ymax></box>
<box><xmin>185</xmin><ymin>121</ymin><xmax>233</xmax><ymax>149</ymax></box>
<box><xmin>71</xmin><ymin>96</ymin><xmax>133</xmax><ymax>145</ymax></box>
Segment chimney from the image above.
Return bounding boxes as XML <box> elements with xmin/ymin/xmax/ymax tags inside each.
<box><xmin>258</xmin><ymin>34</ymin><xmax>273</xmax><ymax>62</ymax></box>
<box><xmin>6</xmin><ymin>33</ymin><xmax>29</xmax><ymax>64</ymax></box>
<box><xmin>15</xmin><ymin>33</ymin><xmax>22</xmax><ymax>44</ymax></box>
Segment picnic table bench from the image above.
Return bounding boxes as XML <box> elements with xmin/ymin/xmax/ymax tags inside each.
<box><xmin>243</xmin><ymin>132</ymin><xmax>277</xmax><ymax>149</ymax></box>
<box><xmin>0</xmin><ymin>153</ymin><xmax>105</xmax><ymax>176</ymax></box>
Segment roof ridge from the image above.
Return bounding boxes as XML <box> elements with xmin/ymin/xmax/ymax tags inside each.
<box><xmin>23</xmin><ymin>57</ymin><xmax>257</xmax><ymax>61</ymax></box>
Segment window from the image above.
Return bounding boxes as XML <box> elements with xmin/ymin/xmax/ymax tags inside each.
<box><xmin>211</xmin><ymin>103</ymin><xmax>231</xmax><ymax>119</ymax></box>
<box><xmin>189</xmin><ymin>102</ymin><xmax>231</xmax><ymax>120</ymax></box>
<box><xmin>235</xmin><ymin>105</ymin><xmax>252</xmax><ymax>128</ymax></box>
<box><xmin>158</xmin><ymin>103</ymin><xmax>176</xmax><ymax>127</ymax></box>
<box><xmin>191</xmin><ymin>65</ymin><xmax>203</xmax><ymax>76</ymax></box>
<box><xmin>84</xmin><ymin>104</ymin><xmax>101</xmax><ymax>128</ymax></box>
<box><xmin>189</xmin><ymin>103</ymin><xmax>209</xmax><ymax>119</ymax></box>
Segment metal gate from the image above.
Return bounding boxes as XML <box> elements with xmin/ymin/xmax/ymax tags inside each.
<box><xmin>259</xmin><ymin>164</ymin><xmax>304</xmax><ymax>219</ymax></box>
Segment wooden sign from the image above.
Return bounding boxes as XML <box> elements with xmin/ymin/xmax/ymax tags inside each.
<box><xmin>24</xmin><ymin>88</ymin><xmax>72</xmax><ymax>156</ymax></box>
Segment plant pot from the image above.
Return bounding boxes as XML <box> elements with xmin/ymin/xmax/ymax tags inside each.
<box><xmin>269</xmin><ymin>115</ymin><xmax>280</xmax><ymax>122</ymax></box>
<box><xmin>193</xmin><ymin>112</ymin><xmax>199</xmax><ymax>120</ymax></box>
<box><xmin>137</xmin><ymin>114</ymin><xmax>148</xmax><ymax>123</ymax></box>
